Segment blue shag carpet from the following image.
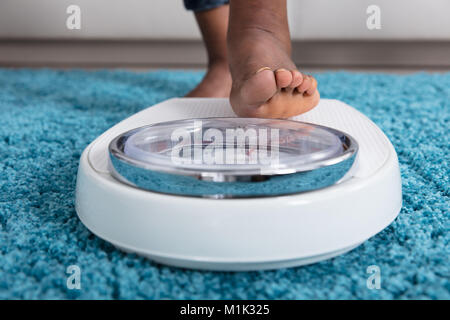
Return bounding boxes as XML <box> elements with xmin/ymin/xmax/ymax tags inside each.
<box><xmin>0</xmin><ymin>68</ymin><xmax>448</xmax><ymax>300</ymax></box>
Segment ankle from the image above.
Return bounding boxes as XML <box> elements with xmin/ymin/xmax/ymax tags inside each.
<box><xmin>227</xmin><ymin>0</ymin><xmax>291</xmax><ymax>55</ymax></box>
<box><xmin>207</xmin><ymin>58</ymin><xmax>229</xmax><ymax>70</ymax></box>
<box><xmin>229</xmin><ymin>25</ymin><xmax>291</xmax><ymax>57</ymax></box>
<box><xmin>204</xmin><ymin>60</ymin><xmax>232</xmax><ymax>86</ymax></box>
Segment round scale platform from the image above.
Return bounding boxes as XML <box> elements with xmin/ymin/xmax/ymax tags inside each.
<box><xmin>108</xmin><ymin>118</ymin><xmax>358</xmax><ymax>198</ymax></box>
<box><xmin>75</xmin><ymin>98</ymin><xmax>402</xmax><ymax>271</ymax></box>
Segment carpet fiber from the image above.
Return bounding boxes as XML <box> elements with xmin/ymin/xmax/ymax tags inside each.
<box><xmin>0</xmin><ymin>69</ymin><xmax>448</xmax><ymax>299</ymax></box>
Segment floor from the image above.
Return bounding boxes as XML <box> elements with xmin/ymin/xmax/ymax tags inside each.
<box><xmin>0</xmin><ymin>68</ymin><xmax>448</xmax><ymax>299</ymax></box>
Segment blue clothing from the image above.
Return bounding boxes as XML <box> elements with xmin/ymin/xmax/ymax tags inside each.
<box><xmin>183</xmin><ymin>0</ymin><xmax>229</xmax><ymax>12</ymax></box>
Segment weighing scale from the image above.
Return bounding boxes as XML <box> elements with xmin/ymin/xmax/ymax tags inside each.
<box><xmin>75</xmin><ymin>98</ymin><xmax>402</xmax><ymax>271</ymax></box>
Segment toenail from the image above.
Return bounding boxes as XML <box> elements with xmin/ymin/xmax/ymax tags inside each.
<box><xmin>275</xmin><ymin>68</ymin><xmax>288</xmax><ymax>73</ymax></box>
<box><xmin>256</xmin><ymin>67</ymin><xmax>272</xmax><ymax>74</ymax></box>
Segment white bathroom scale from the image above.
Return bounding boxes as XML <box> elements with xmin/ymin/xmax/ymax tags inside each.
<box><xmin>75</xmin><ymin>98</ymin><xmax>402</xmax><ymax>271</ymax></box>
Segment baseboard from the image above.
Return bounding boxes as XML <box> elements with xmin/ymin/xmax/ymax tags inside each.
<box><xmin>1</xmin><ymin>39</ymin><xmax>449</xmax><ymax>69</ymax></box>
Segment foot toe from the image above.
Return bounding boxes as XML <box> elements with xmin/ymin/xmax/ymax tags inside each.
<box><xmin>274</xmin><ymin>68</ymin><xmax>293</xmax><ymax>89</ymax></box>
<box><xmin>290</xmin><ymin>70</ymin><xmax>303</xmax><ymax>88</ymax></box>
<box><xmin>297</xmin><ymin>74</ymin><xmax>312</xmax><ymax>93</ymax></box>
<box><xmin>306</xmin><ymin>76</ymin><xmax>318</xmax><ymax>95</ymax></box>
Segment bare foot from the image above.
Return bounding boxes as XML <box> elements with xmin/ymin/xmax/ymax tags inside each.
<box><xmin>186</xmin><ymin>62</ymin><xmax>232</xmax><ymax>97</ymax></box>
<box><xmin>227</xmin><ymin>1</ymin><xmax>320</xmax><ymax>118</ymax></box>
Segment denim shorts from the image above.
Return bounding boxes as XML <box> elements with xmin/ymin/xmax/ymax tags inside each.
<box><xmin>183</xmin><ymin>0</ymin><xmax>229</xmax><ymax>12</ymax></box>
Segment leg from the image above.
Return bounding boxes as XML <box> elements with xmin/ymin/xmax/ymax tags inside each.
<box><xmin>186</xmin><ymin>5</ymin><xmax>232</xmax><ymax>97</ymax></box>
<box><xmin>228</xmin><ymin>0</ymin><xmax>320</xmax><ymax>118</ymax></box>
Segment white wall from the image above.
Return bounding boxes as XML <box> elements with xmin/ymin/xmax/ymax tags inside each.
<box><xmin>0</xmin><ymin>0</ymin><xmax>449</xmax><ymax>40</ymax></box>
<box><xmin>288</xmin><ymin>0</ymin><xmax>450</xmax><ymax>40</ymax></box>
<box><xmin>0</xmin><ymin>0</ymin><xmax>200</xmax><ymax>40</ymax></box>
